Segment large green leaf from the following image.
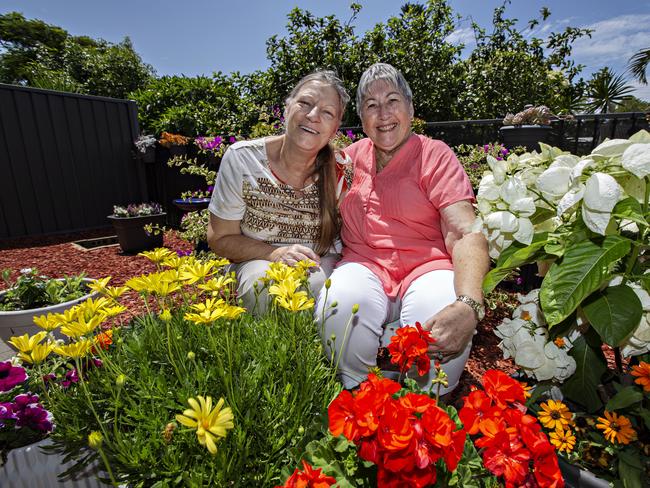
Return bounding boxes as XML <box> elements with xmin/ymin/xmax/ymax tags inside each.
<box><xmin>540</xmin><ymin>236</ymin><xmax>631</xmax><ymax>326</ymax></box>
<box><xmin>582</xmin><ymin>285</ymin><xmax>643</xmax><ymax>346</ymax></box>
<box><xmin>562</xmin><ymin>335</ymin><xmax>607</xmax><ymax>412</ymax></box>
<box><xmin>612</xmin><ymin>197</ymin><xmax>648</xmax><ymax>227</ymax></box>
<box><xmin>482</xmin><ymin>233</ymin><xmax>549</xmax><ymax>294</ymax></box>
<box><xmin>605</xmin><ymin>386</ymin><xmax>644</xmax><ymax>411</ymax></box>
<box><xmin>618</xmin><ymin>449</ymin><xmax>643</xmax><ymax>488</ymax></box>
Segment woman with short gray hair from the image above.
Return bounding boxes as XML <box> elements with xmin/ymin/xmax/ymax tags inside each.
<box><xmin>316</xmin><ymin>63</ymin><xmax>490</xmax><ymax>394</ymax></box>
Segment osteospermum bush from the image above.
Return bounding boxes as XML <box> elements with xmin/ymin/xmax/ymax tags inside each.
<box><xmin>10</xmin><ymin>250</ymin><xmax>340</xmax><ymax>486</ymax></box>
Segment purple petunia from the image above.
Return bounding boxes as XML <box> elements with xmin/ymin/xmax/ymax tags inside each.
<box><xmin>0</xmin><ymin>361</ymin><xmax>27</xmax><ymax>393</ymax></box>
<box><xmin>15</xmin><ymin>404</ymin><xmax>54</xmax><ymax>432</ymax></box>
<box><xmin>0</xmin><ymin>402</ymin><xmax>16</xmax><ymax>428</ymax></box>
<box><xmin>483</xmin><ymin>144</ymin><xmax>490</xmax><ymax>152</ymax></box>
<box><xmin>229</xmin><ymin>136</ymin><xmax>236</xmax><ymax>144</ymax></box>
<box><xmin>61</xmin><ymin>369</ymin><xmax>79</xmax><ymax>388</ymax></box>
<box><xmin>345</xmin><ymin>130</ymin><xmax>355</xmax><ymax>140</ymax></box>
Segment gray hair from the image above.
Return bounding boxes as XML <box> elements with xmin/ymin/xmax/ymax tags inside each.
<box><xmin>356</xmin><ymin>63</ymin><xmax>413</xmax><ymax>117</ymax></box>
<box><xmin>285</xmin><ymin>70</ymin><xmax>350</xmax><ymax>120</ymax></box>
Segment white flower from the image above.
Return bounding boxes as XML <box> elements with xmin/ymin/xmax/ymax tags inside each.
<box><xmin>536</xmin><ymin>166</ymin><xmax>573</xmax><ymax>201</ymax></box>
<box><xmin>613</xmin><ymin>280</ymin><xmax>650</xmax><ymax>358</ymax></box>
<box><xmin>591</xmin><ymin>138</ymin><xmax>633</xmax><ymax>158</ymax></box>
<box><xmin>487</xmin><ymin>155</ymin><xmax>508</xmax><ymax>184</ymax></box>
<box><xmin>621</xmin><ymin>143</ymin><xmax>650</xmax><ymax>179</ymax></box>
<box><xmin>581</xmin><ymin>172</ymin><xmax>621</xmax><ymax>235</ymax></box>
<box><xmin>477</xmin><ymin>174</ymin><xmax>501</xmax><ymax>201</ymax></box>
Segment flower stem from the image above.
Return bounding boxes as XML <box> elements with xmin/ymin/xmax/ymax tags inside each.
<box><xmin>97</xmin><ymin>446</ymin><xmax>118</xmax><ymax>486</ymax></box>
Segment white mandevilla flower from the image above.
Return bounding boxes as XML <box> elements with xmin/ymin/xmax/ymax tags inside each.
<box><xmin>621</xmin><ymin>143</ymin><xmax>650</xmax><ymax>179</ymax></box>
<box><xmin>591</xmin><ymin>138</ymin><xmax>633</xmax><ymax>158</ymax></box>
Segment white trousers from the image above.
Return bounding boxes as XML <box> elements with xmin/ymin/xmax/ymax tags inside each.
<box><xmin>315</xmin><ymin>262</ymin><xmax>472</xmax><ymax>394</ymax></box>
<box><xmin>234</xmin><ymin>254</ymin><xmax>339</xmax><ymax>315</ymax></box>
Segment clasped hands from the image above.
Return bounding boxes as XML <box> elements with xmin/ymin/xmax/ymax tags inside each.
<box><xmin>423</xmin><ymin>301</ymin><xmax>478</xmax><ymax>362</ymax></box>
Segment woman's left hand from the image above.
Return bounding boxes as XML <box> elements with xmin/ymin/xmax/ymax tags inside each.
<box><xmin>423</xmin><ymin>301</ymin><xmax>477</xmax><ymax>360</ymax></box>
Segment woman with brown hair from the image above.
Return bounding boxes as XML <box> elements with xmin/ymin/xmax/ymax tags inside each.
<box><xmin>207</xmin><ymin>71</ymin><xmax>351</xmax><ymax>313</ymax></box>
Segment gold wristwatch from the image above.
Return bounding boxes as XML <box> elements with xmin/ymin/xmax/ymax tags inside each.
<box><xmin>456</xmin><ymin>295</ymin><xmax>485</xmax><ymax>321</ymax></box>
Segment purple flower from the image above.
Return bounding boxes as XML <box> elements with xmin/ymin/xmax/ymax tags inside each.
<box><xmin>501</xmin><ymin>148</ymin><xmax>509</xmax><ymax>155</ymax></box>
<box><xmin>0</xmin><ymin>361</ymin><xmax>27</xmax><ymax>393</ymax></box>
<box><xmin>42</xmin><ymin>373</ymin><xmax>57</xmax><ymax>384</ymax></box>
<box><xmin>61</xmin><ymin>369</ymin><xmax>79</xmax><ymax>388</ymax></box>
<box><xmin>471</xmin><ymin>163</ymin><xmax>479</xmax><ymax>169</ymax></box>
<box><xmin>0</xmin><ymin>402</ymin><xmax>16</xmax><ymax>428</ymax></box>
<box><xmin>15</xmin><ymin>404</ymin><xmax>54</xmax><ymax>433</ymax></box>
<box><xmin>496</xmin><ymin>156</ymin><xmax>503</xmax><ymax>161</ymax></box>
<box><xmin>516</xmin><ymin>277</ymin><xmax>524</xmax><ymax>285</ymax></box>
<box><xmin>229</xmin><ymin>136</ymin><xmax>236</xmax><ymax>144</ymax></box>
<box><xmin>345</xmin><ymin>130</ymin><xmax>355</xmax><ymax>140</ymax></box>
<box><xmin>483</xmin><ymin>144</ymin><xmax>490</xmax><ymax>152</ymax></box>
<box><xmin>207</xmin><ymin>185</ymin><xmax>214</xmax><ymax>193</ymax></box>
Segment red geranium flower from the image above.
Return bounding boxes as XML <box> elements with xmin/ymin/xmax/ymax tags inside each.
<box><xmin>482</xmin><ymin>369</ymin><xmax>527</xmax><ymax>408</ymax></box>
<box><xmin>275</xmin><ymin>460</ymin><xmax>336</xmax><ymax>488</ymax></box>
<box><xmin>388</xmin><ymin>322</ymin><xmax>435</xmax><ymax>375</ymax></box>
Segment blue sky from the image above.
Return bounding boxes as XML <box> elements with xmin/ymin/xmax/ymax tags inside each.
<box><xmin>3</xmin><ymin>0</ymin><xmax>649</xmax><ymax>102</ymax></box>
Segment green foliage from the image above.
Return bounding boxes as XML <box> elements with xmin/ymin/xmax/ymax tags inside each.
<box><xmin>0</xmin><ymin>268</ymin><xmax>89</xmax><ymax>311</ymax></box>
<box><xmin>612</xmin><ymin>95</ymin><xmax>650</xmax><ymax>113</ymax></box>
<box><xmin>627</xmin><ymin>47</ymin><xmax>650</xmax><ymax>85</ymax></box>
<box><xmin>585</xmin><ymin>67</ymin><xmax>636</xmax><ymax>114</ymax></box>
<box><xmin>581</xmin><ymin>285</ymin><xmax>643</xmax><ymax>347</ymax></box>
<box><xmin>0</xmin><ymin>12</ymin><xmax>154</xmax><ymax>98</ymax></box>
<box><xmin>130</xmin><ymin>73</ymin><xmax>257</xmax><ymax>136</ymax></box>
<box><xmin>43</xmin><ymin>299</ymin><xmax>340</xmax><ymax>486</ymax></box>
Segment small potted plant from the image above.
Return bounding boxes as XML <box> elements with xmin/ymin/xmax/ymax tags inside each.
<box><xmin>107</xmin><ymin>202</ymin><xmax>166</xmax><ymax>254</ymax></box>
<box><xmin>0</xmin><ymin>269</ymin><xmax>97</xmax><ymax>342</ymax></box>
<box><xmin>134</xmin><ymin>134</ymin><xmax>157</xmax><ymax>163</ymax></box>
<box><xmin>499</xmin><ymin>105</ymin><xmax>557</xmax><ymax>151</ymax></box>
<box><xmin>158</xmin><ymin>131</ymin><xmax>190</xmax><ymax>157</ymax></box>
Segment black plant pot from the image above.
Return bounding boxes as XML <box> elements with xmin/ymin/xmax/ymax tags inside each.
<box><xmin>557</xmin><ymin>456</ymin><xmax>610</xmax><ymax>488</ymax></box>
<box><xmin>173</xmin><ymin>198</ymin><xmax>210</xmax><ymax>212</ymax></box>
<box><xmin>107</xmin><ymin>213</ymin><xmax>166</xmax><ymax>254</ymax></box>
<box><xmin>499</xmin><ymin>125</ymin><xmax>552</xmax><ymax>152</ymax></box>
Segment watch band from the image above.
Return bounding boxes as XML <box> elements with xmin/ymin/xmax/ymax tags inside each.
<box><xmin>456</xmin><ymin>295</ymin><xmax>485</xmax><ymax>321</ymax></box>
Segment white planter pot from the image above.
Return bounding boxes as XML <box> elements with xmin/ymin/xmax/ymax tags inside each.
<box><xmin>0</xmin><ymin>279</ymin><xmax>98</xmax><ymax>343</ymax></box>
<box><xmin>2</xmin><ymin>439</ymin><xmax>107</xmax><ymax>487</ymax></box>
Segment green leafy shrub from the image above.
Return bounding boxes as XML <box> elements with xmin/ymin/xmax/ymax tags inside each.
<box><xmin>0</xmin><ymin>269</ymin><xmax>89</xmax><ymax>311</ymax></box>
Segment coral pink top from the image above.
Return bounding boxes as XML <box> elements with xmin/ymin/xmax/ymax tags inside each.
<box><xmin>339</xmin><ymin>134</ymin><xmax>474</xmax><ymax>298</ymax></box>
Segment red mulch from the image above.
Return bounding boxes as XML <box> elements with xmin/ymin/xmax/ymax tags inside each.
<box><xmin>0</xmin><ymin>229</ymin><xmax>515</xmax><ymax>390</ymax></box>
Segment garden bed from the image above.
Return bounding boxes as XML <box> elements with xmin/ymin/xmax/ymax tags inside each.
<box><xmin>0</xmin><ymin>229</ymin><xmax>516</xmax><ymax>391</ymax></box>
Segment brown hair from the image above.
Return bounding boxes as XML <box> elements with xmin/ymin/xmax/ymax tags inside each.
<box><xmin>285</xmin><ymin>71</ymin><xmax>349</xmax><ymax>255</ymax></box>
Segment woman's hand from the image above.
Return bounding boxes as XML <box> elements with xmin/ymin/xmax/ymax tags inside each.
<box><xmin>423</xmin><ymin>301</ymin><xmax>477</xmax><ymax>361</ymax></box>
<box><xmin>269</xmin><ymin>244</ymin><xmax>321</xmax><ymax>266</ymax></box>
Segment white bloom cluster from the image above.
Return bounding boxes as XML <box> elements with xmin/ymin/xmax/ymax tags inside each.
<box><xmin>474</xmin><ymin>131</ymin><xmax>650</xmax><ymax>259</ymax></box>
<box><xmin>495</xmin><ymin>290</ymin><xmax>578</xmax><ymax>382</ymax></box>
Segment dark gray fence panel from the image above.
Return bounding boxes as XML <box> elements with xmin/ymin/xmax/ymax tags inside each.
<box><xmin>0</xmin><ymin>84</ymin><xmax>144</xmax><ymax>239</ymax></box>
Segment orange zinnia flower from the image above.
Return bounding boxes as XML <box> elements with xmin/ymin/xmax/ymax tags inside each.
<box><xmin>631</xmin><ymin>362</ymin><xmax>650</xmax><ymax>392</ymax></box>
<box><xmin>596</xmin><ymin>411</ymin><xmax>636</xmax><ymax>444</ymax></box>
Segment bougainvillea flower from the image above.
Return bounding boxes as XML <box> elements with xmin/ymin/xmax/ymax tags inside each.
<box><xmin>0</xmin><ymin>361</ymin><xmax>27</xmax><ymax>393</ymax></box>
<box><xmin>631</xmin><ymin>362</ymin><xmax>650</xmax><ymax>392</ymax></box>
<box><xmin>388</xmin><ymin>322</ymin><xmax>434</xmax><ymax>375</ymax></box>
<box><xmin>275</xmin><ymin>459</ymin><xmax>336</xmax><ymax>488</ymax></box>
<box><xmin>596</xmin><ymin>410</ymin><xmax>636</xmax><ymax>444</ymax></box>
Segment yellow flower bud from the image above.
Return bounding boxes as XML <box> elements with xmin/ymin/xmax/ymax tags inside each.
<box><xmin>88</xmin><ymin>431</ymin><xmax>103</xmax><ymax>450</ymax></box>
<box><xmin>324</xmin><ymin>279</ymin><xmax>331</xmax><ymax>289</ymax></box>
<box><xmin>159</xmin><ymin>309</ymin><xmax>172</xmax><ymax>322</ymax></box>
<box><xmin>352</xmin><ymin>304</ymin><xmax>359</xmax><ymax>314</ymax></box>
<box><xmin>187</xmin><ymin>351</ymin><xmax>196</xmax><ymax>361</ymax></box>
<box><xmin>116</xmin><ymin>374</ymin><xmax>126</xmax><ymax>387</ymax></box>
<box><xmin>330</xmin><ymin>301</ymin><xmax>338</xmax><ymax>308</ymax></box>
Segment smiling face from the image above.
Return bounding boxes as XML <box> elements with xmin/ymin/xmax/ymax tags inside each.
<box><xmin>284</xmin><ymin>80</ymin><xmax>342</xmax><ymax>154</ymax></box>
<box><xmin>360</xmin><ymin>79</ymin><xmax>414</xmax><ymax>157</ymax></box>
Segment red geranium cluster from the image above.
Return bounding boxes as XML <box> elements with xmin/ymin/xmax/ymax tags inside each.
<box><xmin>387</xmin><ymin>322</ymin><xmax>434</xmax><ymax>376</ymax></box>
<box><xmin>458</xmin><ymin>370</ymin><xmax>564</xmax><ymax>488</ymax></box>
<box><xmin>328</xmin><ymin>374</ymin><xmax>465</xmax><ymax>487</ymax></box>
<box><xmin>274</xmin><ymin>460</ymin><xmax>336</xmax><ymax>488</ymax></box>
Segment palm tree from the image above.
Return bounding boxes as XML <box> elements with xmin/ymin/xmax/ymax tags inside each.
<box><xmin>628</xmin><ymin>47</ymin><xmax>649</xmax><ymax>85</ymax></box>
<box><xmin>585</xmin><ymin>67</ymin><xmax>635</xmax><ymax>113</ymax></box>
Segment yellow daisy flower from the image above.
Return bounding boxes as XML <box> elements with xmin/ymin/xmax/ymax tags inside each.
<box><xmin>19</xmin><ymin>341</ymin><xmax>56</xmax><ymax>364</ymax></box>
<box><xmin>268</xmin><ymin>277</ymin><xmax>301</xmax><ymax>297</ymax></box>
<box><xmin>138</xmin><ymin>248</ymin><xmax>174</xmax><ymax>264</ymax></box>
<box><xmin>60</xmin><ymin>314</ymin><xmax>104</xmax><ymax>339</ymax></box>
<box><xmin>104</xmin><ymin>285</ymin><xmax>129</xmax><ymax>301</ymax></box>
<box><xmin>198</xmin><ymin>275</ymin><xmax>235</xmax><ymax>295</ymax></box>
<box><xmin>180</xmin><ymin>262</ymin><xmax>217</xmax><ymax>285</ymax></box>
<box><xmin>8</xmin><ymin>331</ymin><xmax>48</xmax><ymax>353</ymax></box>
<box><xmin>275</xmin><ymin>291</ymin><xmax>314</xmax><ymax>312</ymax></box>
<box><xmin>538</xmin><ymin>400</ymin><xmax>573</xmax><ymax>430</ymax></box>
<box><xmin>175</xmin><ymin>396</ymin><xmax>234</xmax><ymax>455</ymax></box>
<box><xmin>596</xmin><ymin>411</ymin><xmax>636</xmax><ymax>445</ymax></box>
<box><xmin>549</xmin><ymin>428</ymin><xmax>576</xmax><ymax>453</ymax></box>
<box><xmin>87</xmin><ymin>277</ymin><xmax>111</xmax><ymax>294</ymax></box>
<box><xmin>54</xmin><ymin>339</ymin><xmax>93</xmax><ymax>359</ymax></box>
<box><xmin>32</xmin><ymin>313</ymin><xmax>61</xmax><ymax>332</ymax></box>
